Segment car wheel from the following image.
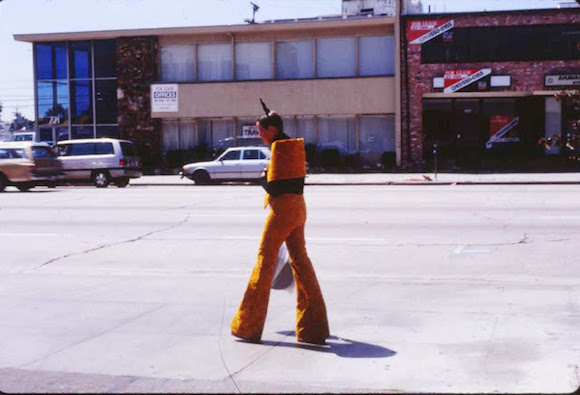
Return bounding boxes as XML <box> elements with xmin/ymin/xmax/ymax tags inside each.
<box><xmin>193</xmin><ymin>170</ymin><xmax>210</xmax><ymax>185</ymax></box>
<box><xmin>115</xmin><ymin>177</ymin><xmax>130</xmax><ymax>188</ymax></box>
<box><xmin>92</xmin><ymin>171</ymin><xmax>111</xmax><ymax>188</ymax></box>
<box><xmin>0</xmin><ymin>173</ymin><xmax>7</xmax><ymax>192</ymax></box>
<box><xmin>17</xmin><ymin>183</ymin><xmax>32</xmax><ymax>192</ymax></box>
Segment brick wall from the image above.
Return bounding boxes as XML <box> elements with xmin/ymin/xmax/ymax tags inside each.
<box><xmin>117</xmin><ymin>36</ymin><xmax>162</xmax><ymax>170</ymax></box>
<box><xmin>401</xmin><ymin>9</ymin><xmax>580</xmax><ymax>171</ymax></box>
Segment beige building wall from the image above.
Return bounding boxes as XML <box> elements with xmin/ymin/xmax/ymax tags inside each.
<box><xmin>152</xmin><ymin>77</ymin><xmax>395</xmax><ymax>118</ymax></box>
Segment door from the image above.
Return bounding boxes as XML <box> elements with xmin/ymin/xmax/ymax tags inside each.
<box><xmin>240</xmin><ymin>148</ymin><xmax>268</xmax><ymax>179</ymax></box>
<box><xmin>213</xmin><ymin>149</ymin><xmax>242</xmax><ymax>179</ymax></box>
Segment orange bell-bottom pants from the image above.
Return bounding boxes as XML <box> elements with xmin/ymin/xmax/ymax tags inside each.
<box><xmin>231</xmin><ymin>193</ymin><xmax>330</xmax><ymax>344</ymax></box>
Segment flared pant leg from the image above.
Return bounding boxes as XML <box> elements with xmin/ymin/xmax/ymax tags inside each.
<box><xmin>286</xmin><ymin>225</ymin><xmax>330</xmax><ymax>344</ymax></box>
<box><xmin>230</xmin><ymin>207</ymin><xmax>294</xmax><ymax>341</ymax></box>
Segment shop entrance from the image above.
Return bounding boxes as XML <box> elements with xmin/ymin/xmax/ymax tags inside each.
<box><xmin>423</xmin><ymin>97</ymin><xmax>546</xmax><ymax>171</ymax></box>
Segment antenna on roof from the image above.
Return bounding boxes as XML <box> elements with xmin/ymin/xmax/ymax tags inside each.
<box><xmin>244</xmin><ymin>2</ymin><xmax>260</xmax><ymax>24</ymax></box>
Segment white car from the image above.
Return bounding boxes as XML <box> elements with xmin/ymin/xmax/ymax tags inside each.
<box><xmin>181</xmin><ymin>146</ymin><xmax>271</xmax><ymax>184</ymax></box>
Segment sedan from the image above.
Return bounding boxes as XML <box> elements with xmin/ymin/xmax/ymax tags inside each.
<box><xmin>181</xmin><ymin>146</ymin><xmax>271</xmax><ymax>184</ymax></box>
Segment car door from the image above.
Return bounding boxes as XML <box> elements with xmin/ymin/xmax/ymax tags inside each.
<box><xmin>213</xmin><ymin>149</ymin><xmax>242</xmax><ymax>180</ymax></box>
<box><xmin>240</xmin><ymin>148</ymin><xmax>267</xmax><ymax>179</ymax></box>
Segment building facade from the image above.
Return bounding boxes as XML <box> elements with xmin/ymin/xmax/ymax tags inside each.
<box><xmin>400</xmin><ymin>8</ymin><xmax>580</xmax><ymax>171</ymax></box>
<box><xmin>16</xmin><ymin>15</ymin><xmax>398</xmax><ymax>171</ymax></box>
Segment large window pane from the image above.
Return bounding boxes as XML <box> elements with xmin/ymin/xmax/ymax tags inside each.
<box><xmin>296</xmin><ymin>117</ymin><xmax>315</xmax><ymax>145</ymax></box>
<box><xmin>36</xmin><ymin>42</ymin><xmax>67</xmax><ymax>80</ymax></box>
<box><xmin>71</xmin><ymin>126</ymin><xmax>94</xmax><ymax>139</ymax></box>
<box><xmin>69</xmin><ymin>41</ymin><xmax>92</xmax><ymax>79</ymax></box>
<box><xmin>317</xmin><ymin>38</ymin><xmax>355</xmax><ymax>78</ymax></box>
<box><xmin>317</xmin><ymin>117</ymin><xmax>356</xmax><ymax>154</ymax></box>
<box><xmin>277</xmin><ymin>40</ymin><xmax>314</xmax><ymax>79</ymax></box>
<box><xmin>94</xmin><ymin>40</ymin><xmax>117</xmax><ymax>78</ymax></box>
<box><xmin>235</xmin><ymin>42</ymin><xmax>273</xmax><ymax>80</ymax></box>
<box><xmin>161</xmin><ymin>45</ymin><xmax>195</xmax><ymax>82</ymax></box>
<box><xmin>95</xmin><ymin>80</ymin><xmax>118</xmax><ymax>124</ymax></box>
<box><xmin>162</xmin><ymin>120</ymin><xmax>179</xmax><ymax>151</ymax></box>
<box><xmin>359</xmin><ymin>36</ymin><xmax>394</xmax><ymax>76</ymax></box>
<box><xmin>97</xmin><ymin>126</ymin><xmax>119</xmax><ymax>139</ymax></box>
<box><xmin>179</xmin><ymin>120</ymin><xmax>196</xmax><ymax>149</ymax></box>
<box><xmin>198</xmin><ymin>44</ymin><xmax>233</xmax><ymax>81</ymax></box>
<box><xmin>359</xmin><ymin>115</ymin><xmax>395</xmax><ymax>153</ymax></box>
<box><xmin>70</xmin><ymin>80</ymin><xmax>93</xmax><ymax>124</ymax></box>
<box><xmin>37</xmin><ymin>81</ymin><xmax>69</xmax><ymax>126</ymax></box>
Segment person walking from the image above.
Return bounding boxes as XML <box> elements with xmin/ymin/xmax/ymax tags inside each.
<box><xmin>231</xmin><ymin>102</ymin><xmax>330</xmax><ymax>345</ymax></box>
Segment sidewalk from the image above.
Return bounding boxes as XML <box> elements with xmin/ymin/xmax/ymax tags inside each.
<box><xmin>132</xmin><ymin>172</ymin><xmax>580</xmax><ymax>186</ymax></box>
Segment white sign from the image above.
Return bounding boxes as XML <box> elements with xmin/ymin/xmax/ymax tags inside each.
<box><xmin>545</xmin><ymin>74</ymin><xmax>580</xmax><ymax>87</ymax></box>
<box><xmin>242</xmin><ymin>125</ymin><xmax>259</xmax><ymax>139</ymax></box>
<box><xmin>151</xmin><ymin>84</ymin><xmax>178</xmax><ymax>112</ymax></box>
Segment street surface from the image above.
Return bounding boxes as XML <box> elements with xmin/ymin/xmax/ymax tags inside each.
<box><xmin>0</xmin><ymin>183</ymin><xmax>579</xmax><ymax>393</ymax></box>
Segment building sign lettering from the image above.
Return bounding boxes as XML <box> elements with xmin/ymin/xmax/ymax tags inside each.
<box><xmin>151</xmin><ymin>84</ymin><xmax>179</xmax><ymax>112</ymax></box>
<box><xmin>545</xmin><ymin>74</ymin><xmax>580</xmax><ymax>87</ymax></box>
<box><xmin>242</xmin><ymin>125</ymin><xmax>259</xmax><ymax>139</ymax></box>
<box><xmin>408</xmin><ymin>19</ymin><xmax>454</xmax><ymax>45</ymax></box>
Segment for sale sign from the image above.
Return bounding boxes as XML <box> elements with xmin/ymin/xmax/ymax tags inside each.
<box><xmin>151</xmin><ymin>84</ymin><xmax>178</xmax><ymax>112</ymax></box>
<box><xmin>408</xmin><ymin>19</ymin><xmax>454</xmax><ymax>44</ymax></box>
<box><xmin>443</xmin><ymin>69</ymin><xmax>491</xmax><ymax>93</ymax></box>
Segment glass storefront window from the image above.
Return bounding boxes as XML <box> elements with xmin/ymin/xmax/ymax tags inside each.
<box><xmin>95</xmin><ymin>80</ymin><xmax>118</xmax><ymax>124</ymax></box>
<box><xmin>69</xmin><ymin>41</ymin><xmax>92</xmax><ymax>79</ymax></box>
<box><xmin>317</xmin><ymin>116</ymin><xmax>356</xmax><ymax>154</ymax></box>
<box><xmin>358</xmin><ymin>36</ymin><xmax>395</xmax><ymax>76</ymax></box>
<box><xmin>276</xmin><ymin>40</ymin><xmax>314</xmax><ymax>79</ymax></box>
<box><xmin>97</xmin><ymin>126</ymin><xmax>119</xmax><ymax>139</ymax></box>
<box><xmin>37</xmin><ymin>81</ymin><xmax>69</xmax><ymax>126</ymax></box>
<box><xmin>94</xmin><ymin>40</ymin><xmax>117</xmax><ymax>78</ymax></box>
<box><xmin>316</xmin><ymin>38</ymin><xmax>356</xmax><ymax>78</ymax></box>
<box><xmin>162</xmin><ymin>120</ymin><xmax>179</xmax><ymax>151</ymax></box>
<box><xmin>70</xmin><ymin>80</ymin><xmax>93</xmax><ymax>124</ymax></box>
<box><xmin>161</xmin><ymin>45</ymin><xmax>195</xmax><ymax>82</ymax></box>
<box><xmin>235</xmin><ymin>42</ymin><xmax>273</xmax><ymax>80</ymax></box>
<box><xmin>296</xmin><ymin>117</ymin><xmax>315</xmax><ymax>145</ymax></box>
<box><xmin>198</xmin><ymin>44</ymin><xmax>233</xmax><ymax>81</ymax></box>
<box><xmin>359</xmin><ymin>115</ymin><xmax>395</xmax><ymax>153</ymax></box>
<box><xmin>36</xmin><ymin>42</ymin><xmax>67</xmax><ymax>80</ymax></box>
<box><xmin>71</xmin><ymin>126</ymin><xmax>94</xmax><ymax>139</ymax></box>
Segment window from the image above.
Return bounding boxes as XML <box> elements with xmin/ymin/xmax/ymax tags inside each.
<box><xmin>422</xmin><ymin>24</ymin><xmax>580</xmax><ymax>64</ymax></box>
<box><xmin>296</xmin><ymin>117</ymin><xmax>315</xmax><ymax>145</ymax></box>
<box><xmin>95</xmin><ymin>80</ymin><xmax>118</xmax><ymax>124</ymax></box>
<box><xmin>120</xmin><ymin>142</ymin><xmax>136</xmax><ymax>156</ymax></box>
<box><xmin>276</xmin><ymin>40</ymin><xmax>314</xmax><ymax>79</ymax></box>
<box><xmin>70</xmin><ymin>80</ymin><xmax>92</xmax><ymax>124</ymax></box>
<box><xmin>198</xmin><ymin>44</ymin><xmax>233</xmax><ymax>81</ymax></box>
<box><xmin>32</xmin><ymin>147</ymin><xmax>56</xmax><ymax>159</ymax></box>
<box><xmin>243</xmin><ymin>149</ymin><xmax>260</xmax><ymax>160</ymax></box>
<box><xmin>36</xmin><ymin>42</ymin><xmax>67</xmax><ymax>80</ymax></box>
<box><xmin>95</xmin><ymin>142</ymin><xmax>114</xmax><ymax>155</ymax></box>
<box><xmin>359</xmin><ymin>36</ymin><xmax>395</xmax><ymax>76</ymax></box>
<box><xmin>236</xmin><ymin>42</ymin><xmax>273</xmax><ymax>80</ymax></box>
<box><xmin>94</xmin><ymin>40</ymin><xmax>117</xmax><ymax>78</ymax></box>
<box><xmin>317</xmin><ymin>38</ymin><xmax>356</xmax><ymax>78</ymax></box>
<box><xmin>71</xmin><ymin>126</ymin><xmax>94</xmax><ymax>139</ymax></box>
<box><xmin>161</xmin><ymin>45</ymin><xmax>195</xmax><ymax>82</ymax></box>
<box><xmin>162</xmin><ymin>120</ymin><xmax>179</xmax><ymax>151</ymax></box>
<box><xmin>221</xmin><ymin>150</ymin><xmax>240</xmax><ymax>161</ymax></box>
<box><xmin>359</xmin><ymin>115</ymin><xmax>396</xmax><ymax>153</ymax></box>
<box><xmin>69</xmin><ymin>41</ymin><xmax>92</xmax><ymax>79</ymax></box>
<box><xmin>317</xmin><ymin>117</ymin><xmax>356</xmax><ymax>154</ymax></box>
<box><xmin>69</xmin><ymin>143</ymin><xmax>95</xmax><ymax>156</ymax></box>
<box><xmin>37</xmin><ymin>81</ymin><xmax>69</xmax><ymax>126</ymax></box>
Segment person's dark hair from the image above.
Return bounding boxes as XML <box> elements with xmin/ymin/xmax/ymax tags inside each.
<box><xmin>258</xmin><ymin>111</ymin><xmax>284</xmax><ymax>133</ymax></box>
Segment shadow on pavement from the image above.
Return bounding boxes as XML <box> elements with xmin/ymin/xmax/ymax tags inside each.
<box><xmin>243</xmin><ymin>331</ymin><xmax>397</xmax><ymax>358</ymax></box>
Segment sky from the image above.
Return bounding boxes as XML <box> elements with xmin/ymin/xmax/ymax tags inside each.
<box><xmin>0</xmin><ymin>0</ymin><xmax>570</xmax><ymax>121</ymax></box>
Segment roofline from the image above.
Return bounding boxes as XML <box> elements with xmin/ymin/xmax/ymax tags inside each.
<box><xmin>402</xmin><ymin>6</ymin><xmax>579</xmax><ymax>19</ymax></box>
<box><xmin>14</xmin><ymin>15</ymin><xmax>394</xmax><ymax>43</ymax></box>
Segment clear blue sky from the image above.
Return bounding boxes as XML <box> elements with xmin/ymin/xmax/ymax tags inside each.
<box><xmin>0</xmin><ymin>0</ymin><xmax>568</xmax><ymax>121</ymax></box>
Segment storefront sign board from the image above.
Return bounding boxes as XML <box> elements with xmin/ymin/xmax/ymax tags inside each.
<box><xmin>444</xmin><ymin>68</ymin><xmax>491</xmax><ymax>93</ymax></box>
<box><xmin>408</xmin><ymin>19</ymin><xmax>454</xmax><ymax>44</ymax></box>
<box><xmin>151</xmin><ymin>84</ymin><xmax>179</xmax><ymax>112</ymax></box>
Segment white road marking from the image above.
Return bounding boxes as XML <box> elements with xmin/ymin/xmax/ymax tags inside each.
<box><xmin>453</xmin><ymin>245</ymin><xmax>491</xmax><ymax>255</ymax></box>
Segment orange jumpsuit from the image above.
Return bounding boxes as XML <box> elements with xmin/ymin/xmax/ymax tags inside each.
<box><xmin>231</xmin><ymin>138</ymin><xmax>330</xmax><ymax>344</ymax></box>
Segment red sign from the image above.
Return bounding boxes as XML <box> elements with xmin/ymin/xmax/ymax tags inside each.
<box><xmin>486</xmin><ymin>116</ymin><xmax>519</xmax><ymax>149</ymax></box>
<box><xmin>443</xmin><ymin>68</ymin><xmax>491</xmax><ymax>93</ymax></box>
<box><xmin>489</xmin><ymin>116</ymin><xmax>515</xmax><ymax>137</ymax></box>
<box><xmin>407</xmin><ymin>19</ymin><xmax>454</xmax><ymax>44</ymax></box>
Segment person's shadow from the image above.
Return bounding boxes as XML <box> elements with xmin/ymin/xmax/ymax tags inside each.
<box><xmin>236</xmin><ymin>331</ymin><xmax>396</xmax><ymax>358</ymax></box>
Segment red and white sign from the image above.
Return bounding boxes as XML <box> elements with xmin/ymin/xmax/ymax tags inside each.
<box><xmin>486</xmin><ymin>116</ymin><xmax>519</xmax><ymax>149</ymax></box>
<box><xmin>408</xmin><ymin>19</ymin><xmax>454</xmax><ymax>44</ymax></box>
<box><xmin>443</xmin><ymin>68</ymin><xmax>491</xmax><ymax>93</ymax></box>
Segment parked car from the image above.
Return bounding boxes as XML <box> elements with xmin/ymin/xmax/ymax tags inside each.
<box><xmin>181</xmin><ymin>146</ymin><xmax>271</xmax><ymax>184</ymax></box>
<box><xmin>56</xmin><ymin>138</ymin><xmax>142</xmax><ymax>188</ymax></box>
<box><xmin>8</xmin><ymin>132</ymin><xmax>36</xmax><ymax>142</ymax></box>
<box><xmin>0</xmin><ymin>141</ymin><xmax>63</xmax><ymax>192</ymax></box>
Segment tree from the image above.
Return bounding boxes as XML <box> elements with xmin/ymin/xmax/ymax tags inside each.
<box><xmin>10</xmin><ymin>111</ymin><xmax>31</xmax><ymax>131</ymax></box>
<box><xmin>539</xmin><ymin>89</ymin><xmax>580</xmax><ymax>163</ymax></box>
